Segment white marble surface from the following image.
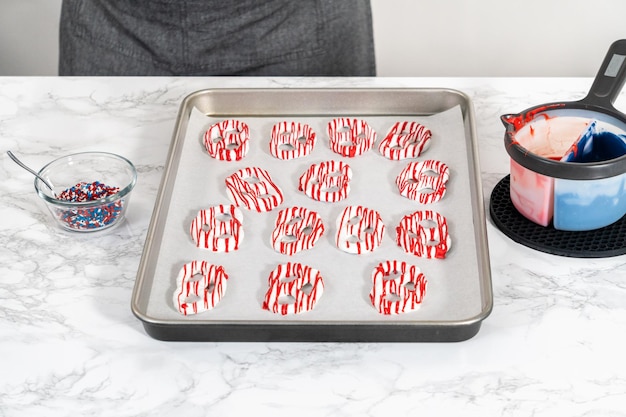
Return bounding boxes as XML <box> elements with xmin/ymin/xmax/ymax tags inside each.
<box><xmin>2</xmin><ymin>76</ymin><xmax>626</xmax><ymax>416</ymax></box>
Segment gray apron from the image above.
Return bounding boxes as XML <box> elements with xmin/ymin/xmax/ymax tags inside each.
<box><xmin>59</xmin><ymin>0</ymin><xmax>376</xmax><ymax>76</ymax></box>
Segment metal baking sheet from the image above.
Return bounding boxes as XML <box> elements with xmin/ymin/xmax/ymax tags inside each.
<box><xmin>132</xmin><ymin>88</ymin><xmax>492</xmax><ymax>342</ymax></box>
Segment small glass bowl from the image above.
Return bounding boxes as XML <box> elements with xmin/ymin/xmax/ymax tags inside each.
<box><xmin>35</xmin><ymin>152</ymin><xmax>137</xmax><ymax>232</ymax></box>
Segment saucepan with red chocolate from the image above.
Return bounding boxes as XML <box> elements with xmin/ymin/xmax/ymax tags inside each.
<box><xmin>502</xmin><ymin>39</ymin><xmax>626</xmax><ymax>231</ymax></box>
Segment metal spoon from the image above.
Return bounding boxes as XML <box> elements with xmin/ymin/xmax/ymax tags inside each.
<box><xmin>6</xmin><ymin>151</ymin><xmax>57</xmax><ymax>197</ymax></box>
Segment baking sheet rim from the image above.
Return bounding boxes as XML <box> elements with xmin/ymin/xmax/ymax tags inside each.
<box><xmin>131</xmin><ymin>87</ymin><xmax>493</xmax><ymax>338</ymax></box>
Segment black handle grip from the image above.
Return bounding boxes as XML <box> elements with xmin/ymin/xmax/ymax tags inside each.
<box><xmin>579</xmin><ymin>39</ymin><xmax>626</xmax><ymax>110</ymax></box>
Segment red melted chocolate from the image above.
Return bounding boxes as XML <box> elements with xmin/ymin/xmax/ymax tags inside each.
<box><xmin>502</xmin><ymin>103</ymin><xmax>565</xmax><ymax>132</ymax></box>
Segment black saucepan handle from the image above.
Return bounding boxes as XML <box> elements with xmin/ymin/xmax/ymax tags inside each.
<box><xmin>579</xmin><ymin>39</ymin><xmax>626</xmax><ymax>111</ymax></box>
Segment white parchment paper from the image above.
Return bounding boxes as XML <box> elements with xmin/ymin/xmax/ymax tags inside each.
<box><xmin>145</xmin><ymin>104</ymin><xmax>484</xmax><ymax>323</ymax></box>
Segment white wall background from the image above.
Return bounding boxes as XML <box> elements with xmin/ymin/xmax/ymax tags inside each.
<box><xmin>1</xmin><ymin>0</ymin><xmax>626</xmax><ymax>77</ymax></box>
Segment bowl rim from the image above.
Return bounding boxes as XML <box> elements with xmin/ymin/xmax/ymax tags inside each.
<box><xmin>502</xmin><ymin>102</ymin><xmax>626</xmax><ymax>180</ymax></box>
<box><xmin>35</xmin><ymin>151</ymin><xmax>137</xmax><ymax>207</ymax></box>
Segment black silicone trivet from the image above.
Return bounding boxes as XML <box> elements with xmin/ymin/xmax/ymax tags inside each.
<box><xmin>490</xmin><ymin>175</ymin><xmax>626</xmax><ymax>258</ymax></box>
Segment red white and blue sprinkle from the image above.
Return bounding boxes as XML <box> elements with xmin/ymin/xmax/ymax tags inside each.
<box><xmin>57</xmin><ymin>181</ymin><xmax>122</xmax><ymax>230</ymax></box>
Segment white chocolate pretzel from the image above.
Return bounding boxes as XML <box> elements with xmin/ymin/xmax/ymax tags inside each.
<box><xmin>271</xmin><ymin>206</ymin><xmax>325</xmax><ymax>255</ymax></box>
<box><xmin>396</xmin><ymin>160</ymin><xmax>450</xmax><ymax>204</ymax></box>
<box><xmin>327</xmin><ymin>117</ymin><xmax>376</xmax><ymax>157</ymax></box>
<box><xmin>225</xmin><ymin>166</ymin><xmax>284</xmax><ymax>212</ymax></box>
<box><xmin>335</xmin><ymin>205</ymin><xmax>385</xmax><ymax>254</ymax></box>
<box><xmin>378</xmin><ymin>121</ymin><xmax>431</xmax><ymax>160</ymax></box>
<box><xmin>262</xmin><ymin>262</ymin><xmax>324</xmax><ymax>315</ymax></box>
<box><xmin>190</xmin><ymin>204</ymin><xmax>244</xmax><ymax>252</ymax></box>
<box><xmin>269</xmin><ymin>121</ymin><xmax>317</xmax><ymax>160</ymax></box>
<box><xmin>298</xmin><ymin>160</ymin><xmax>352</xmax><ymax>203</ymax></box>
<box><xmin>369</xmin><ymin>260</ymin><xmax>427</xmax><ymax>315</ymax></box>
<box><xmin>396</xmin><ymin>210</ymin><xmax>451</xmax><ymax>259</ymax></box>
<box><xmin>173</xmin><ymin>260</ymin><xmax>228</xmax><ymax>315</ymax></box>
<box><xmin>203</xmin><ymin>119</ymin><xmax>250</xmax><ymax>161</ymax></box>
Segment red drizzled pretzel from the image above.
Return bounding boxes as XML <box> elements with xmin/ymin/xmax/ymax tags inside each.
<box><xmin>335</xmin><ymin>205</ymin><xmax>385</xmax><ymax>254</ymax></box>
<box><xmin>298</xmin><ymin>160</ymin><xmax>352</xmax><ymax>202</ymax></box>
<box><xmin>396</xmin><ymin>210</ymin><xmax>451</xmax><ymax>259</ymax></box>
<box><xmin>326</xmin><ymin>117</ymin><xmax>376</xmax><ymax>157</ymax></box>
<box><xmin>173</xmin><ymin>260</ymin><xmax>228</xmax><ymax>315</ymax></box>
<box><xmin>203</xmin><ymin>119</ymin><xmax>250</xmax><ymax>161</ymax></box>
<box><xmin>396</xmin><ymin>160</ymin><xmax>450</xmax><ymax>204</ymax></box>
<box><xmin>271</xmin><ymin>206</ymin><xmax>325</xmax><ymax>255</ymax></box>
<box><xmin>269</xmin><ymin>121</ymin><xmax>317</xmax><ymax>160</ymax></box>
<box><xmin>369</xmin><ymin>260</ymin><xmax>427</xmax><ymax>315</ymax></box>
<box><xmin>378</xmin><ymin>121</ymin><xmax>432</xmax><ymax>160</ymax></box>
<box><xmin>225</xmin><ymin>166</ymin><xmax>284</xmax><ymax>212</ymax></box>
<box><xmin>262</xmin><ymin>262</ymin><xmax>324</xmax><ymax>315</ymax></box>
<box><xmin>190</xmin><ymin>204</ymin><xmax>244</xmax><ymax>252</ymax></box>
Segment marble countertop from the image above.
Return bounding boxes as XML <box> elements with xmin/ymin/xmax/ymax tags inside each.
<box><xmin>2</xmin><ymin>77</ymin><xmax>626</xmax><ymax>416</ymax></box>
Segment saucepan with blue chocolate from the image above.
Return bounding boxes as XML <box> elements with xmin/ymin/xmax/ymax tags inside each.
<box><xmin>502</xmin><ymin>39</ymin><xmax>626</xmax><ymax>231</ymax></box>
